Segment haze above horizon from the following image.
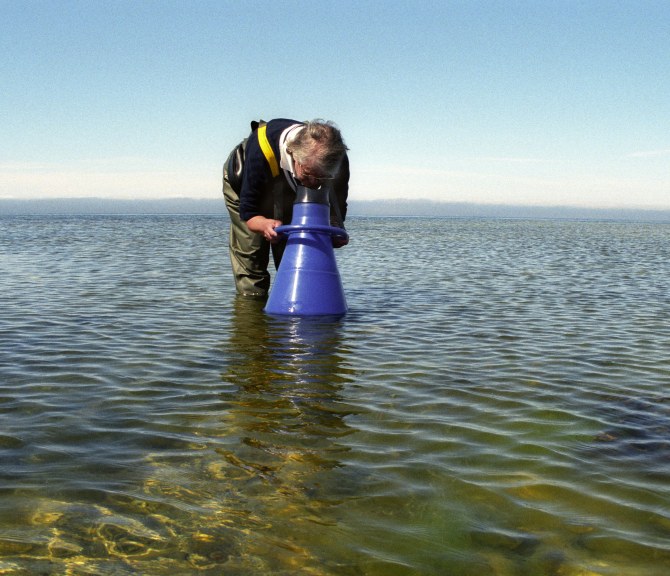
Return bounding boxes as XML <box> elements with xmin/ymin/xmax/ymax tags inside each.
<box><xmin>2</xmin><ymin>1</ymin><xmax>669</xmax><ymax>210</ymax></box>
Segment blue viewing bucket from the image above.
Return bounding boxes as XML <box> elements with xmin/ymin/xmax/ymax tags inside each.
<box><xmin>264</xmin><ymin>187</ymin><xmax>348</xmax><ymax>317</ymax></box>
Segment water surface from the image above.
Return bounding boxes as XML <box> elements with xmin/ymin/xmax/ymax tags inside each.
<box><xmin>1</xmin><ymin>215</ymin><xmax>669</xmax><ymax>575</ymax></box>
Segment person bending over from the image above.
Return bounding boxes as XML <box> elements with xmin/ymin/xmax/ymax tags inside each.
<box><xmin>222</xmin><ymin>118</ymin><xmax>349</xmax><ymax>297</ymax></box>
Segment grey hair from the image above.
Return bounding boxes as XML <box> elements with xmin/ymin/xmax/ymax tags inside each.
<box><xmin>288</xmin><ymin>120</ymin><xmax>348</xmax><ymax>176</ymax></box>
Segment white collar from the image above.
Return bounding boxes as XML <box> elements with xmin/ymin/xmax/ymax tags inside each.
<box><xmin>279</xmin><ymin>124</ymin><xmax>304</xmax><ymax>174</ymax></box>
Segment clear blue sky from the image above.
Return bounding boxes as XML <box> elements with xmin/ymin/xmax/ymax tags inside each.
<box><xmin>2</xmin><ymin>0</ymin><xmax>669</xmax><ymax>208</ymax></box>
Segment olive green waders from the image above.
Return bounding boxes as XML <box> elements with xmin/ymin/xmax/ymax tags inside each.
<box><xmin>222</xmin><ymin>170</ymin><xmax>290</xmax><ymax>297</ymax></box>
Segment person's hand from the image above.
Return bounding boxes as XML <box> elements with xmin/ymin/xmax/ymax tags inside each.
<box><xmin>246</xmin><ymin>216</ymin><xmax>283</xmax><ymax>243</ymax></box>
<box><xmin>332</xmin><ymin>236</ymin><xmax>349</xmax><ymax>248</ymax></box>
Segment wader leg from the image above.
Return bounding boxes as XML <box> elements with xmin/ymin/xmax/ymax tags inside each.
<box><xmin>223</xmin><ymin>173</ymin><xmax>271</xmax><ymax>297</ymax></box>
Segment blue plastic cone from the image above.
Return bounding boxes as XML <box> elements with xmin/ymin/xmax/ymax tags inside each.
<box><xmin>264</xmin><ymin>186</ymin><xmax>348</xmax><ymax>316</ymax></box>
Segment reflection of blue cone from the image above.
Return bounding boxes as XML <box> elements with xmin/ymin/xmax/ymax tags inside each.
<box><xmin>265</xmin><ymin>186</ymin><xmax>348</xmax><ymax>316</ymax></box>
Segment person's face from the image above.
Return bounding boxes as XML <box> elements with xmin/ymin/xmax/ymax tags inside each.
<box><xmin>294</xmin><ymin>159</ymin><xmax>331</xmax><ymax>189</ymax></box>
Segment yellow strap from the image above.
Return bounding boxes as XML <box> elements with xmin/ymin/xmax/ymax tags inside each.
<box><xmin>257</xmin><ymin>124</ymin><xmax>280</xmax><ymax>178</ymax></box>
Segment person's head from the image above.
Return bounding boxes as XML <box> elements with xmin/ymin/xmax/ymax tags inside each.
<box><xmin>288</xmin><ymin>120</ymin><xmax>348</xmax><ymax>188</ymax></box>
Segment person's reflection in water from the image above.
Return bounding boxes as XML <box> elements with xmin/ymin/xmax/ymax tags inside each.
<box><xmin>217</xmin><ymin>296</ymin><xmax>358</xmax><ymax>572</ymax></box>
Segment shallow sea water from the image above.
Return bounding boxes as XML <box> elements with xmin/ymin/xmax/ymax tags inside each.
<box><xmin>1</xmin><ymin>214</ymin><xmax>669</xmax><ymax>575</ymax></box>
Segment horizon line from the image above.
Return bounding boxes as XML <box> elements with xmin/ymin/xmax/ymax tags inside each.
<box><xmin>2</xmin><ymin>197</ymin><xmax>670</xmax><ymax>223</ymax></box>
<box><xmin>2</xmin><ymin>196</ymin><xmax>670</xmax><ymax>212</ymax></box>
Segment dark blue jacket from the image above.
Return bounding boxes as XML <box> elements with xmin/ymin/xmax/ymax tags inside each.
<box><xmin>239</xmin><ymin>119</ymin><xmax>349</xmax><ymax>225</ymax></box>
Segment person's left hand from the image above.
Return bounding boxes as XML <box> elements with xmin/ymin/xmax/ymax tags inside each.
<box><xmin>332</xmin><ymin>236</ymin><xmax>349</xmax><ymax>248</ymax></box>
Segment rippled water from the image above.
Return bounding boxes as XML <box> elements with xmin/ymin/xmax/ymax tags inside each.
<box><xmin>1</xmin><ymin>214</ymin><xmax>669</xmax><ymax>575</ymax></box>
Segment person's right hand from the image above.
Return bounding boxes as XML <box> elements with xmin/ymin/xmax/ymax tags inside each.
<box><xmin>246</xmin><ymin>215</ymin><xmax>283</xmax><ymax>243</ymax></box>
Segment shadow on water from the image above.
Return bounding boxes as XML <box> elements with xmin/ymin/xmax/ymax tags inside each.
<box><xmin>588</xmin><ymin>395</ymin><xmax>670</xmax><ymax>473</ymax></box>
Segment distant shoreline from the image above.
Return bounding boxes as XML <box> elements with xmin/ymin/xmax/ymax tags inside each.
<box><xmin>2</xmin><ymin>197</ymin><xmax>670</xmax><ymax>222</ymax></box>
